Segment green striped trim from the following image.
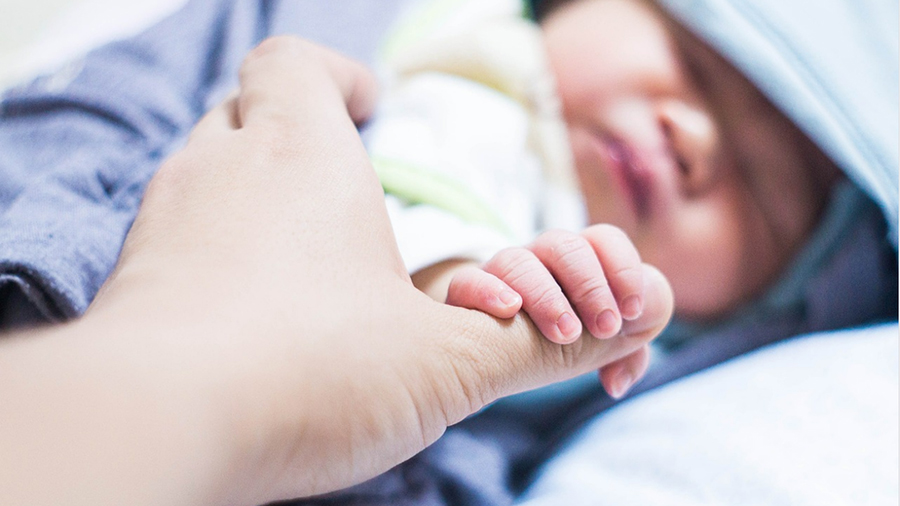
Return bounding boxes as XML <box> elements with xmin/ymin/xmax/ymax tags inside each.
<box><xmin>372</xmin><ymin>156</ymin><xmax>512</xmax><ymax>236</ymax></box>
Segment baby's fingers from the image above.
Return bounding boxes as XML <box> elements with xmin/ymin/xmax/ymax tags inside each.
<box><xmin>483</xmin><ymin>248</ymin><xmax>582</xmax><ymax>344</ymax></box>
<box><xmin>582</xmin><ymin>224</ymin><xmax>644</xmax><ymax>321</ymax></box>
<box><xmin>598</xmin><ymin>345</ymin><xmax>651</xmax><ymax>399</ymax></box>
<box><xmin>530</xmin><ymin>230</ymin><xmax>621</xmax><ymax>339</ymax></box>
<box><xmin>446</xmin><ymin>266</ymin><xmax>522</xmax><ymax>319</ymax></box>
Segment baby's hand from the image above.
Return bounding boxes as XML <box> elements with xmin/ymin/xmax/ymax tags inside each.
<box><xmin>446</xmin><ymin>225</ymin><xmax>651</xmax><ymax>398</ymax></box>
<box><xmin>446</xmin><ymin>225</ymin><xmax>645</xmax><ymax>344</ymax></box>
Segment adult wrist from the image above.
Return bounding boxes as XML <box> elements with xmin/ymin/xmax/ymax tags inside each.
<box><xmin>61</xmin><ymin>308</ymin><xmax>270</xmax><ymax>505</ymax></box>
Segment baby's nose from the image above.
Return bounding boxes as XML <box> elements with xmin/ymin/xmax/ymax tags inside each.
<box><xmin>657</xmin><ymin>99</ymin><xmax>718</xmax><ymax>196</ymax></box>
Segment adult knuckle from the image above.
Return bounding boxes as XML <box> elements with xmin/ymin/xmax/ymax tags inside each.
<box><xmin>437</xmin><ymin>318</ymin><xmax>504</xmax><ymax>413</ymax></box>
<box><xmin>258</xmin><ymin>110</ymin><xmax>306</xmax><ymax>135</ymax></box>
<box><xmin>241</xmin><ymin>37</ymin><xmax>316</xmax><ymax>83</ymax></box>
<box><xmin>546</xmin><ymin>337</ymin><xmax>584</xmax><ymax>371</ymax></box>
<box><xmin>250</xmin><ymin>35</ymin><xmax>308</xmax><ymax>60</ymax></box>
<box><xmin>242</xmin><ymin>126</ymin><xmax>303</xmax><ymax>161</ymax></box>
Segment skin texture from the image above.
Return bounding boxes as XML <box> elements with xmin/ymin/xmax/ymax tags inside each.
<box><xmin>542</xmin><ymin>0</ymin><xmax>837</xmax><ymax>320</ymax></box>
<box><xmin>0</xmin><ymin>37</ymin><xmax>673</xmax><ymax>505</ymax></box>
<box><xmin>440</xmin><ymin>225</ymin><xmax>655</xmax><ymax>398</ymax></box>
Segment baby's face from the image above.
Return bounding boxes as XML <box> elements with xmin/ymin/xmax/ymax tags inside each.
<box><xmin>543</xmin><ymin>0</ymin><xmax>835</xmax><ymax>320</ymax></box>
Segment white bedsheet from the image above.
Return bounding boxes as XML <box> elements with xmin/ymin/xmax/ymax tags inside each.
<box><xmin>519</xmin><ymin>324</ymin><xmax>899</xmax><ymax>505</ymax></box>
<box><xmin>1</xmin><ymin>0</ymin><xmax>187</xmax><ymax>88</ymax></box>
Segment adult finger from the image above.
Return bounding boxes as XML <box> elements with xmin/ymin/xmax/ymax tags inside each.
<box><xmin>582</xmin><ymin>224</ymin><xmax>644</xmax><ymax>321</ymax></box>
<box><xmin>530</xmin><ymin>230</ymin><xmax>621</xmax><ymax>339</ymax></box>
<box><xmin>619</xmin><ymin>265</ymin><xmax>671</xmax><ymax>339</ymax></box>
<box><xmin>483</xmin><ymin>248</ymin><xmax>583</xmax><ymax>344</ymax></box>
<box><xmin>425</xmin><ymin>263</ymin><xmax>673</xmax><ymax>422</ymax></box>
<box><xmin>188</xmin><ymin>94</ymin><xmax>240</xmax><ymax>143</ymax></box>
<box><xmin>237</xmin><ymin>36</ymin><xmax>378</xmax><ymax>128</ymax></box>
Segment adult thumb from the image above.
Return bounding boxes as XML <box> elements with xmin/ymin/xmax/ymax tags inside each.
<box><xmin>422</xmin><ymin>264</ymin><xmax>673</xmax><ymax>426</ymax></box>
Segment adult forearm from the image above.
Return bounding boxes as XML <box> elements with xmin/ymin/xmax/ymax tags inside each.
<box><xmin>0</xmin><ymin>318</ymin><xmax>241</xmax><ymax>506</ymax></box>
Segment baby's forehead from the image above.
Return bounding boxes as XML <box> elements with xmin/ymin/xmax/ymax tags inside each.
<box><xmin>543</xmin><ymin>0</ymin><xmax>813</xmax><ymax>147</ymax></box>
<box><xmin>539</xmin><ymin>0</ymin><xmax>768</xmax><ymax>106</ymax></box>
<box><xmin>532</xmin><ymin>0</ymin><xmax>755</xmax><ymax>91</ymax></box>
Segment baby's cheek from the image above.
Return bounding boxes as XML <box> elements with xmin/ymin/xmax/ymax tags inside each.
<box><xmin>652</xmin><ymin>199</ymin><xmax>752</xmax><ymax>319</ymax></box>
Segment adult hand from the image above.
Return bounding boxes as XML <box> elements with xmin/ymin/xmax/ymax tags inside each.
<box><xmin>0</xmin><ymin>37</ymin><xmax>672</xmax><ymax>506</ymax></box>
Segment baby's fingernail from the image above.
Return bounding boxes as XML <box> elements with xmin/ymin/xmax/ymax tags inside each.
<box><xmin>595</xmin><ymin>309</ymin><xmax>620</xmax><ymax>339</ymax></box>
<box><xmin>556</xmin><ymin>312</ymin><xmax>581</xmax><ymax>341</ymax></box>
<box><xmin>609</xmin><ymin>369</ymin><xmax>636</xmax><ymax>400</ymax></box>
<box><xmin>498</xmin><ymin>289</ymin><xmax>521</xmax><ymax>308</ymax></box>
<box><xmin>621</xmin><ymin>295</ymin><xmax>643</xmax><ymax>321</ymax></box>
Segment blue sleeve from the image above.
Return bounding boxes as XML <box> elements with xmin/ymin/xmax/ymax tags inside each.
<box><xmin>0</xmin><ymin>0</ymin><xmax>269</xmax><ymax>327</ymax></box>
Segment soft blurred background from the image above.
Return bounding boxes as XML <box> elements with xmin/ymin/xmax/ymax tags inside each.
<box><xmin>0</xmin><ymin>0</ymin><xmax>184</xmax><ymax>87</ymax></box>
<box><xmin>0</xmin><ymin>0</ymin><xmax>81</xmax><ymax>72</ymax></box>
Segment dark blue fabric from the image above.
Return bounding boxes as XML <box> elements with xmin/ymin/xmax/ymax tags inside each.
<box><xmin>0</xmin><ymin>0</ymin><xmax>403</xmax><ymax>328</ymax></box>
<box><xmin>0</xmin><ymin>0</ymin><xmax>262</xmax><ymax>326</ymax></box>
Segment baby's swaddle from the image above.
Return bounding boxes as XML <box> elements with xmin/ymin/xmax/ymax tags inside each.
<box><xmin>365</xmin><ymin>0</ymin><xmax>584</xmax><ymax>274</ymax></box>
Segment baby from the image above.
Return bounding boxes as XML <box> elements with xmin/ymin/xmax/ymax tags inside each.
<box><xmin>437</xmin><ymin>0</ymin><xmax>836</xmax><ymax>315</ymax></box>
<box><xmin>366</xmin><ymin>0</ymin><xmax>895</xmax><ymax>398</ymax></box>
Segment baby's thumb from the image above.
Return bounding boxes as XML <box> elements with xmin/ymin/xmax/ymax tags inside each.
<box><xmin>425</xmin><ymin>265</ymin><xmax>672</xmax><ymax>425</ymax></box>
